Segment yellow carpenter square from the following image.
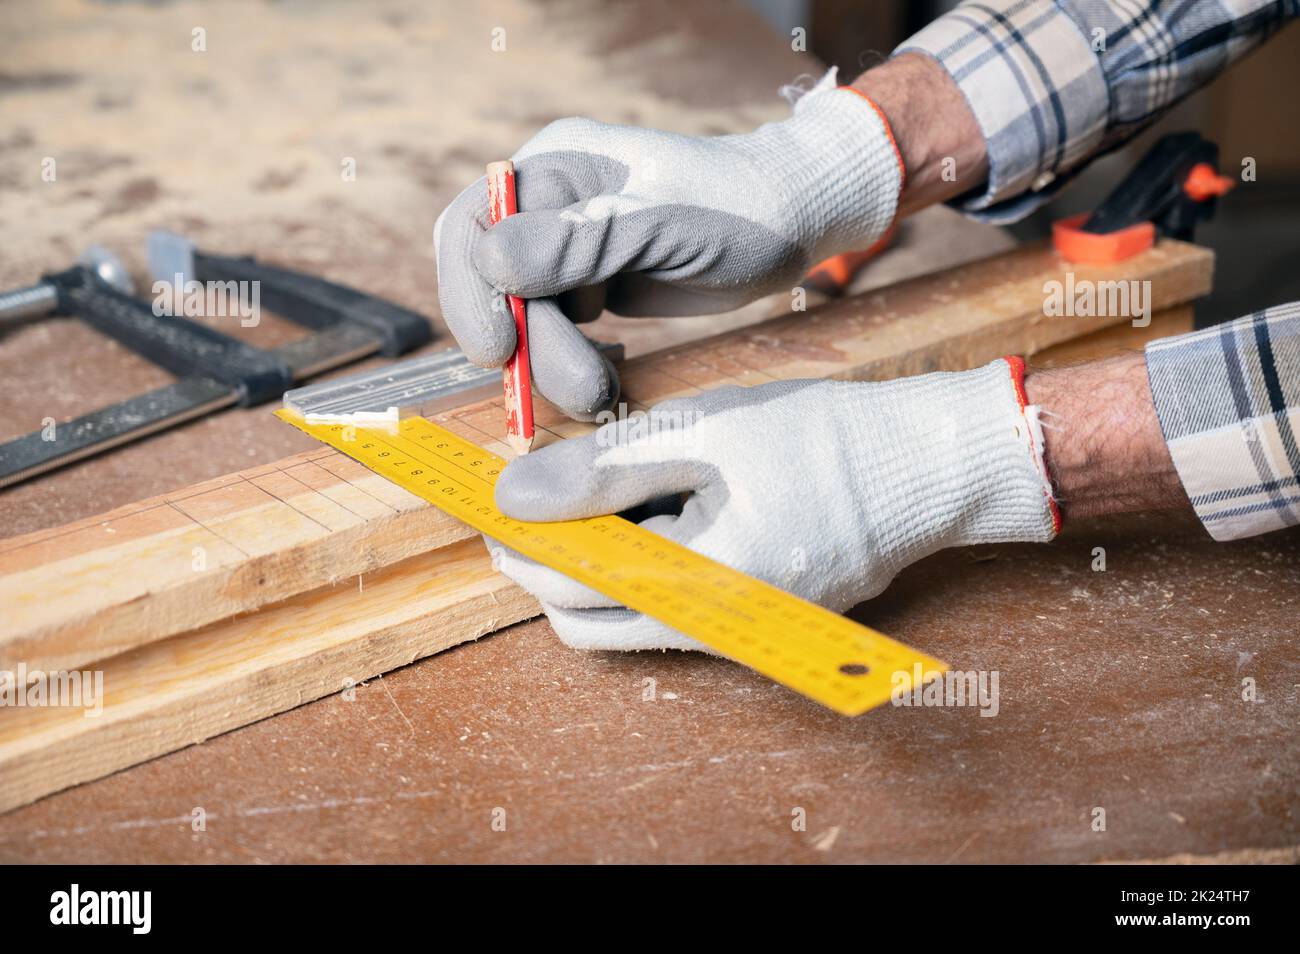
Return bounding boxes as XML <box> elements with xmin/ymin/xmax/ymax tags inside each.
<box><xmin>276</xmin><ymin>410</ymin><xmax>947</xmax><ymax>715</ymax></box>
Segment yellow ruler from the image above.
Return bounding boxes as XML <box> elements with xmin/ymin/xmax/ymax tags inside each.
<box><xmin>276</xmin><ymin>411</ymin><xmax>946</xmax><ymax>715</ymax></box>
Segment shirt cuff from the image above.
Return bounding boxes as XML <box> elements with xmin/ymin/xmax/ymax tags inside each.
<box><xmin>1145</xmin><ymin>307</ymin><xmax>1300</xmax><ymax>541</ymax></box>
<box><xmin>896</xmin><ymin>0</ymin><xmax>1110</xmax><ymax>223</ymax></box>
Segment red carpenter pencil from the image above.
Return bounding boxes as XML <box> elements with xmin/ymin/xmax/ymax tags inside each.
<box><xmin>485</xmin><ymin>160</ymin><xmax>534</xmax><ymax>455</ymax></box>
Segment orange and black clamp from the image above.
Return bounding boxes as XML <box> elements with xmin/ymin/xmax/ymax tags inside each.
<box><xmin>1053</xmin><ymin>131</ymin><xmax>1235</xmax><ymax>265</ymax></box>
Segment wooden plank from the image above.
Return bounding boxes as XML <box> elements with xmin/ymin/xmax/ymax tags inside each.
<box><xmin>0</xmin><ymin>538</ymin><xmax>537</xmax><ymax>815</ymax></box>
<box><xmin>1032</xmin><ymin>303</ymin><xmax>1195</xmax><ymax>367</ymax></box>
<box><xmin>0</xmin><ymin>240</ymin><xmax>1213</xmax><ymax>677</ymax></box>
<box><xmin>0</xmin><ymin>448</ymin><xmax>471</xmax><ymax>675</ymax></box>
<box><xmin>0</xmin><ymin>240</ymin><xmax>1214</xmax><ymax>813</ymax></box>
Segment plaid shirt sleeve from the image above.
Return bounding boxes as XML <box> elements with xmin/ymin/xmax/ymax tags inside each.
<box><xmin>1146</xmin><ymin>304</ymin><xmax>1300</xmax><ymax>540</ymax></box>
<box><xmin>897</xmin><ymin>0</ymin><xmax>1299</xmax><ymax>223</ymax></box>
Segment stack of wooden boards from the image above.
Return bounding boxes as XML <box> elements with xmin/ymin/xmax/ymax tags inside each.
<box><xmin>0</xmin><ymin>239</ymin><xmax>1213</xmax><ymax>813</ymax></box>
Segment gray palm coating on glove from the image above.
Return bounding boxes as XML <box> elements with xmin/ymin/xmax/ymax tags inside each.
<box><xmin>485</xmin><ymin>361</ymin><xmax>1059</xmax><ymax>652</ymax></box>
<box><xmin>433</xmin><ymin>71</ymin><xmax>903</xmax><ymax>421</ymax></box>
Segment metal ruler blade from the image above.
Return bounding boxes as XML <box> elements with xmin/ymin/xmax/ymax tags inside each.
<box><xmin>282</xmin><ymin>340</ymin><xmax>623</xmax><ymax>421</ymax></box>
<box><xmin>276</xmin><ymin>411</ymin><xmax>947</xmax><ymax>715</ymax></box>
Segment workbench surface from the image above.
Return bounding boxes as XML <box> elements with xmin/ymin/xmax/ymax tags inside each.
<box><xmin>1</xmin><ymin>0</ymin><xmax>1296</xmax><ymax>864</ymax></box>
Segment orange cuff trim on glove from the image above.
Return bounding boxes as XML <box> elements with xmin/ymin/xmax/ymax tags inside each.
<box><xmin>839</xmin><ymin>86</ymin><xmax>907</xmax><ymax>195</ymax></box>
<box><xmin>1003</xmin><ymin>355</ymin><xmax>1063</xmax><ymax>535</ymax></box>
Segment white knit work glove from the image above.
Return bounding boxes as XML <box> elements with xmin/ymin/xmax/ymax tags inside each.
<box><xmin>488</xmin><ymin>359</ymin><xmax>1061</xmax><ymax>652</ymax></box>
<box><xmin>434</xmin><ymin>70</ymin><xmax>903</xmax><ymax>421</ymax></box>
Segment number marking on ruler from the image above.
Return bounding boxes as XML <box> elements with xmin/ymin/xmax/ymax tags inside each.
<box><xmin>277</xmin><ymin>411</ymin><xmax>947</xmax><ymax>715</ymax></box>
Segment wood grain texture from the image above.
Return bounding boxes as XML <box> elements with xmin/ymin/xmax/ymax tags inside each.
<box><xmin>2</xmin><ymin>0</ymin><xmax>1281</xmax><ymax>865</ymax></box>
<box><xmin>5</xmin><ymin>510</ymin><xmax>1294</xmax><ymax>863</ymax></box>
<box><xmin>1032</xmin><ymin>304</ymin><xmax>1194</xmax><ymax>367</ymax></box>
<box><xmin>1</xmin><ymin>239</ymin><xmax>1214</xmax><ymax>676</ymax></box>
<box><xmin>0</xmin><ymin>239</ymin><xmax>1213</xmax><ymax>814</ymax></box>
<box><xmin>1</xmin><ymin>447</ymin><xmax>470</xmax><ymax>674</ymax></box>
<box><xmin>0</xmin><ymin>538</ymin><xmax>536</xmax><ymax>815</ymax></box>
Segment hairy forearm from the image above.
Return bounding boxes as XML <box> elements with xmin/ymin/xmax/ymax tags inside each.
<box><xmin>851</xmin><ymin>52</ymin><xmax>989</xmax><ymax>217</ymax></box>
<box><xmin>1025</xmin><ymin>352</ymin><xmax>1190</xmax><ymax>520</ymax></box>
<box><xmin>853</xmin><ymin>58</ymin><xmax>1186</xmax><ymax>521</ymax></box>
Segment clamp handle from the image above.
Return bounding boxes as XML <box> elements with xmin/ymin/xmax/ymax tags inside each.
<box><xmin>191</xmin><ymin>252</ymin><xmax>432</xmax><ymax>356</ymax></box>
<box><xmin>1054</xmin><ymin>132</ymin><xmax>1234</xmax><ymax>264</ymax></box>
<box><xmin>45</xmin><ymin>265</ymin><xmax>292</xmax><ymax>405</ymax></box>
<box><xmin>1083</xmin><ymin>132</ymin><xmax>1231</xmax><ymax>239</ymax></box>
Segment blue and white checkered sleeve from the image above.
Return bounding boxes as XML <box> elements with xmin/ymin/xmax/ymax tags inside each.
<box><xmin>1146</xmin><ymin>304</ymin><xmax>1300</xmax><ymax>540</ymax></box>
<box><xmin>897</xmin><ymin>0</ymin><xmax>1298</xmax><ymax>223</ymax></box>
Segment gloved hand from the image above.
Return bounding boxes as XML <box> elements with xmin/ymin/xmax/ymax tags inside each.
<box><xmin>486</xmin><ymin>358</ymin><xmax>1061</xmax><ymax>651</ymax></box>
<box><xmin>434</xmin><ymin>70</ymin><xmax>904</xmax><ymax>421</ymax></box>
